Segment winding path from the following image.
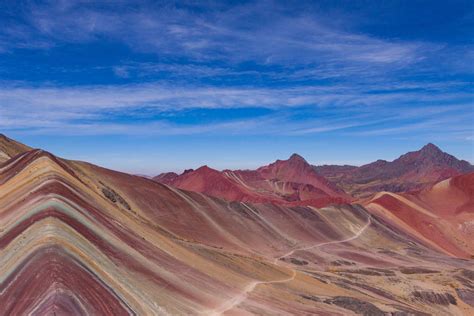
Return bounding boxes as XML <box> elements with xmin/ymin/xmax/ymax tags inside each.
<box><xmin>276</xmin><ymin>216</ymin><xmax>372</xmax><ymax>263</ymax></box>
<box><xmin>209</xmin><ymin>215</ymin><xmax>372</xmax><ymax>315</ymax></box>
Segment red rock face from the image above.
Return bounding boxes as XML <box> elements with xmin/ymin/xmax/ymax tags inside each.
<box><xmin>366</xmin><ymin>172</ymin><xmax>474</xmax><ymax>259</ymax></box>
<box><xmin>154</xmin><ymin>153</ymin><xmax>350</xmax><ymax>207</ymax></box>
<box><xmin>257</xmin><ymin>154</ymin><xmax>346</xmax><ymax>197</ymax></box>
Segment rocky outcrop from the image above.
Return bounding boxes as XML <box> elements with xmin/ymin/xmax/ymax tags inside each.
<box><xmin>100</xmin><ymin>182</ymin><xmax>131</xmax><ymax>210</ymax></box>
<box><xmin>411</xmin><ymin>291</ymin><xmax>456</xmax><ymax>305</ymax></box>
<box><xmin>456</xmin><ymin>289</ymin><xmax>474</xmax><ymax>306</ymax></box>
<box><xmin>399</xmin><ymin>267</ymin><xmax>439</xmax><ymax>274</ymax></box>
<box><xmin>324</xmin><ymin>296</ymin><xmax>386</xmax><ymax>315</ymax></box>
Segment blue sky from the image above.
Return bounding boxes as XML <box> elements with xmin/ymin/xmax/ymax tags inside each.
<box><xmin>0</xmin><ymin>0</ymin><xmax>473</xmax><ymax>174</ymax></box>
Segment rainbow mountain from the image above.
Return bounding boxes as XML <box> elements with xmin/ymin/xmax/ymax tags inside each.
<box><xmin>0</xmin><ymin>134</ymin><xmax>473</xmax><ymax>315</ymax></box>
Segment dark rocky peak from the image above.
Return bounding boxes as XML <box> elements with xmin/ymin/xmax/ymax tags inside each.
<box><xmin>419</xmin><ymin>143</ymin><xmax>443</xmax><ymax>156</ymax></box>
<box><xmin>398</xmin><ymin>143</ymin><xmax>447</xmax><ymax>164</ymax></box>
<box><xmin>182</xmin><ymin>168</ymin><xmax>195</xmax><ymax>175</ymax></box>
<box><xmin>283</xmin><ymin>153</ymin><xmax>312</xmax><ymax>169</ymax></box>
<box><xmin>288</xmin><ymin>153</ymin><xmax>306</xmax><ymax>162</ymax></box>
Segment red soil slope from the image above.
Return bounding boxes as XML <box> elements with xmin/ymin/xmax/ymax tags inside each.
<box><xmin>366</xmin><ymin>172</ymin><xmax>474</xmax><ymax>259</ymax></box>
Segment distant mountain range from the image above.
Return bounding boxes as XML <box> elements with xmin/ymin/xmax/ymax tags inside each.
<box><xmin>155</xmin><ymin>143</ymin><xmax>474</xmax><ymax>202</ymax></box>
<box><xmin>316</xmin><ymin>143</ymin><xmax>474</xmax><ymax>198</ymax></box>
<box><xmin>154</xmin><ymin>153</ymin><xmax>349</xmax><ymax>208</ymax></box>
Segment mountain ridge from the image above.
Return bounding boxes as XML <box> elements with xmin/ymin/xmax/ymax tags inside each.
<box><xmin>315</xmin><ymin>143</ymin><xmax>474</xmax><ymax>197</ymax></box>
<box><xmin>1</xmin><ymin>134</ymin><xmax>473</xmax><ymax>314</ymax></box>
<box><xmin>155</xmin><ymin>143</ymin><xmax>473</xmax><ymax>201</ymax></box>
<box><xmin>0</xmin><ymin>133</ymin><xmax>32</xmax><ymax>163</ymax></box>
<box><xmin>154</xmin><ymin>153</ymin><xmax>350</xmax><ymax>207</ymax></box>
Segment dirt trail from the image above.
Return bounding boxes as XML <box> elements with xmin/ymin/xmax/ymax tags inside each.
<box><xmin>209</xmin><ymin>270</ymin><xmax>296</xmax><ymax>316</ymax></box>
<box><xmin>276</xmin><ymin>216</ymin><xmax>372</xmax><ymax>263</ymax></box>
<box><xmin>210</xmin><ymin>215</ymin><xmax>372</xmax><ymax>315</ymax></box>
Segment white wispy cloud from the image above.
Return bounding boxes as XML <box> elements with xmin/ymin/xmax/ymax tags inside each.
<box><xmin>1</xmin><ymin>1</ymin><xmax>431</xmax><ymax>69</ymax></box>
<box><xmin>0</xmin><ymin>81</ymin><xmax>470</xmax><ymax>113</ymax></box>
<box><xmin>0</xmin><ymin>81</ymin><xmax>471</xmax><ymax>139</ymax></box>
<box><xmin>352</xmin><ymin>114</ymin><xmax>473</xmax><ymax>136</ymax></box>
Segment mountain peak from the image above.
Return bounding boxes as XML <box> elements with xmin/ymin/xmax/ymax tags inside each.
<box><xmin>153</xmin><ymin>172</ymin><xmax>179</xmax><ymax>184</ymax></box>
<box><xmin>196</xmin><ymin>165</ymin><xmax>213</xmax><ymax>171</ymax></box>
<box><xmin>420</xmin><ymin>143</ymin><xmax>442</xmax><ymax>154</ymax></box>
<box><xmin>397</xmin><ymin>143</ymin><xmax>454</xmax><ymax>164</ymax></box>
<box><xmin>415</xmin><ymin>143</ymin><xmax>454</xmax><ymax>162</ymax></box>
<box><xmin>0</xmin><ymin>133</ymin><xmax>32</xmax><ymax>163</ymax></box>
<box><xmin>288</xmin><ymin>153</ymin><xmax>307</xmax><ymax>163</ymax></box>
<box><xmin>193</xmin><ymin>165</ymin><xmax>221</xmax><ymax>176</ymax></box>
<box><xmin>0</xmin><ymin>133</ymin><xmax>11</xmax><ymax>142</ymax></box>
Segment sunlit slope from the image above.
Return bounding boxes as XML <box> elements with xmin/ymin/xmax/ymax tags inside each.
<box><xmin>0</xmin><ymin>149</ymin><xmax>473</xmax><ymax>315</ymax></box>
<box><xmin>0</xmin><ymin>134</ymin><xmax>31</xmax><ymax>163</ymax></box>
<box><xmin>366</xmin><ymin>173</ymin><xmax>474</xmax><ymax>259</ymax></box>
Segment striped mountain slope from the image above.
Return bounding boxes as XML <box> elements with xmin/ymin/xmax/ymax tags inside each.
<box><xmin>0</xmin><ymin>146</ymin><xmax>473</xmax><ymax>314</ymax></box>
